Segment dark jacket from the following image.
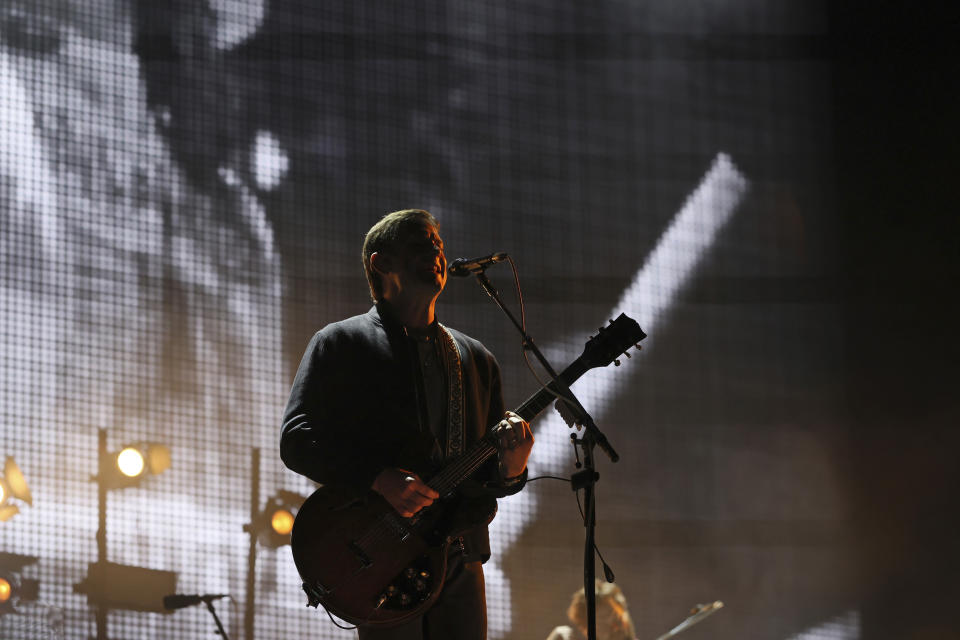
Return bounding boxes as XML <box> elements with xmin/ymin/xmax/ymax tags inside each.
<box><xmin>280</xmin><ymin>304</ymin><xmax>525</xmax><ymax>561</ymax></box>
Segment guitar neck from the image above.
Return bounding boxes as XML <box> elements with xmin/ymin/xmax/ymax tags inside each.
<box><xmin>515</xmin><ymin>359</ymin><xmax>586</xmax><ymax>423</ymax></box>
<box><xmin>428</xmin><ymin>356</ymin><xmax>589</xmax><ymax>496</ymax></box>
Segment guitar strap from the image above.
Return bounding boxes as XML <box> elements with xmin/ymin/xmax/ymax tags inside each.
<box><xmin>437</xmin><ymin>324</ymin><xmax>465</xmax><ymax>459</ymax></box>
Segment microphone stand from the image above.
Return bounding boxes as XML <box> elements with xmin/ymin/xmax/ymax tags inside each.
<box><xmin>204</xmin><ymin>597</ymin><xmax>230</xmax><ymax>640</ymax></box>
<box><xmin>471</xmin><ymin>269</ymin><xmax>618</xmax><ymax>640</ymax></box>
<box><xmin>167</xmin><ymin>594</ymin><xmax>231</xmax><ymax>639</ymax></box>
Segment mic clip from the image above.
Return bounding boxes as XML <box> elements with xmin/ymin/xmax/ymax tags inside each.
<box><xmin>447</xmin><ymin>252</ymin><xmax>508</xmax><ymax>277</ymax></box>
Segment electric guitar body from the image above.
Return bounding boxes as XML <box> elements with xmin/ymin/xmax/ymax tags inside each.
<box><xmin>293</xmin><ymin>484</ymin><xmax>496</xmax><ymax>626</ymax></box>
<box><xmin>291</xmin><ymin>313</ymin><xmax>645</xmax><ymax>627</ymax></box>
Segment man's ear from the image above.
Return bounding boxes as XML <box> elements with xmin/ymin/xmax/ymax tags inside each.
<box><xmin>370</xmin><ymin>251</ymin><xmax>394</xmax><ymax>277</ymax></box>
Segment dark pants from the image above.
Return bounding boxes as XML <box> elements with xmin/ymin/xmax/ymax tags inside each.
<box><xmin>358</xmin><ymin>558</ymin><xmax>487</xmax><ymax>640</ymax></box>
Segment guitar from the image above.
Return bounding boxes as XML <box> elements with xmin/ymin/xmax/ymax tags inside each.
<box><xmin>291</xmin><ymin>313</ymin><xmax>646</xmax><ymax>627</ymax></box>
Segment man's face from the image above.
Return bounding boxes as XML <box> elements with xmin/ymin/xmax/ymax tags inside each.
<box><xmin>390</xmin><ymin>223</ymin><xmax>447</xmax><ymax>296</ymax></box>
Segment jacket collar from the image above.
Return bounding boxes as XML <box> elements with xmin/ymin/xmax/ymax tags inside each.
<box><xmin>370</xmin><ymin>302</ymin><xmax>440</xmax><ymax>337</ymax></box>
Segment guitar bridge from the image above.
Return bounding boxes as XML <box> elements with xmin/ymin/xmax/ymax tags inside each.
<box><xmin>383</xmin><ymin>512</ymin><xmax>412</xmax><ymax>541</ymax></box>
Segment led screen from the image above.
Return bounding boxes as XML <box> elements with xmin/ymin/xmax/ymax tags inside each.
<box><xmin>0</xmin><ymin>1</ymin><xmax>847</xmax><ymax>638</ymax></box>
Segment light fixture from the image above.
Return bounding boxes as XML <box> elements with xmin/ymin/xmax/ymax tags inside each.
<box><xmin>116</xmin><ymin>448</ymin><xmax>145</xmax><ymax>478</ymax></box>
<box><xmin>246</xmin><ymin>490</ymin><xmax>305</xmax><ymax>548</ymax></box>
<box><xmin>270</xmin><ymin>507</ymin><xmax>294</xmax><ymax>537</ymax></box>
<box><xmin>0</xmin><ymin>573</ymin><xmax>39</xmax><ymax>615</ymax></box>
<box><xmin>86</xmin><ymin>431</ymin><xmax>176</xmax><ymax>640</ymax></box>
<box><xmin>0</xmin><ymin>553</ymin><xmax>39</xmax><ymax>616</ymax></box>
<box><xmin>99</xmin><ymin>443</ymin><xmax>171</xmax><ymax>490</ymax></box>
<box><xmin>0</xmin><ymin>457</ymin><xmax>33</xmax><ymax>522</ymax></box>
<box><xmin>117</xmin><ymin>443</ymin><xmax>171</xmax><ymax>477</ymax></box>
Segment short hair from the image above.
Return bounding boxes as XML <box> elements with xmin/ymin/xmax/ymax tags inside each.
<box><xmin>362</xmin><ymin>209</ymin><xmax>439</xmax><ymax>302</ymax></box>
<box><xmin>567</xmin><ymin>581</ymin><xmax>636</xmax><ymax>640</ymax></box>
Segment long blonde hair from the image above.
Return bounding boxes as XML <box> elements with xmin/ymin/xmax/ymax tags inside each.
<box><xmin>566</xmin><ymin>581</ymin><xmax>636</xmax><ymax>640</ymax></box>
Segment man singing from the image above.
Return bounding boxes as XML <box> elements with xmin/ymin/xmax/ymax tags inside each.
<box><xmin>281</xmin><ymin>209</ymin><xmax>534</xmax><ymax>639</ymax></box>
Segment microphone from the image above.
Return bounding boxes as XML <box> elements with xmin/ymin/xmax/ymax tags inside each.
<box><xmin>447</xmin><ymin>252</ymin><xmax>508</xmax><ymax>277</ymax></box>
<box><xmin>163</xmin><ymin>594</ymin><xmax>229</xmax><ymax>610</ymax></box>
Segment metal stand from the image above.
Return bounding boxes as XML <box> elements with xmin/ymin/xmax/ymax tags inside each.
<box><xmin>94</xmin><ymin>429</ymin><xmax>109</xmax><ymax>640</ymax></box>
<box><xmin>471</xmin><ymin>269</ymin><xmax>618</xmax><ymax>640</ymax></box>
<box><xmin>571</xmin><ymin>430</ymin><xmax>600</xmax><ymax>640</ymax></box>
<box><xmin>243</xmin><ymin>448</ymin><xmax>260</xmax><ymax>640</ymax></box>
<box><xmin>204</xmin><ymin>599</ymin><xmax>231</xmax><ymax>640</ymax></box>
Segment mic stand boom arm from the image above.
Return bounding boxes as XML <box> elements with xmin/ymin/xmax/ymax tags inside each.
<box><xmin>472</xmin><ymin>269</ymin><xmax>618</xmax><ymax>640</ymax></box>
<box><xmin>472</xmin><ymin>272</ymin><xmax>618</xmax><ymax>461</ymax></box>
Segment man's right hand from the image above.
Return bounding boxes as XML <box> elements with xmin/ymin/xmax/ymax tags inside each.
<box><xmin>372</xmin><ymin>468</ymin><xmax>440</xmax><ymax>518</ymax></box>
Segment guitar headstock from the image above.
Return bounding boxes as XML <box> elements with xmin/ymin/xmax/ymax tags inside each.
<box><xmin>580</xmin><ymin>313</ymin><xmax>646</xmax><ymax>370</ymax></box>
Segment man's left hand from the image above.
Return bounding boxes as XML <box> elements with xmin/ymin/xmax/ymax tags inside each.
<box><xmin>495</xmin><ymin>411</ymin><xmax>533</xmax><ymax>479</ymax></box>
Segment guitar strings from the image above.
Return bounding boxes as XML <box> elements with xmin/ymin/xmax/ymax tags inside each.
<box><xmin>353</xmin><ymin>442</ymin><xmax>494</xmax><ymax>549</ymax></box>
<box><xmin>351</xmin><ymin>440</ymin><xmax>499</xmax><ymax>551</ymax></box>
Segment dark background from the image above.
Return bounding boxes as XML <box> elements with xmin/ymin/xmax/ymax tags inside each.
<box><xmin>832</xmin><ymin>5</ymin><xmax>960</xmax><ymax>639</ymax></box>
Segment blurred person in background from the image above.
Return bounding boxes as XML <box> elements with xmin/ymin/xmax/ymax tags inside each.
<box><xmin>546</xmin><ymin>581</ymin><xmax>637</xmax><ymax>640</ymax></box>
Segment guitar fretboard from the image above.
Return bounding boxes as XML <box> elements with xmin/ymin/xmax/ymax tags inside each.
<box><xmin>426</xmin><ymin>357</ymin><xmax>588</xmax><ymax>496</ymax></box>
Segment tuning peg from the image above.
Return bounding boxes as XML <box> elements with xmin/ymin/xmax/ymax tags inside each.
<box><xmin>598</xmin><ymin>327</ymin><xmax>605</xmax><ymax>333</ymax></box>
<box><xmin>609</xmin><ymin>319</ymin><xmax>615</xmax><ymax>324</ymax></box>
<box><xmin>623</xmin><ymin>351</ymin><xmax>631</xmax><ymax>358</ymax></box>
<box><xmin>614</xmin><ymin>359</ymin><xmax>621</xmax><ymax>366</ymax></box>
<box><xmin>634</xmin><ymin>343</ymin><xmax>643</xmax><ymax>350</ymax></box>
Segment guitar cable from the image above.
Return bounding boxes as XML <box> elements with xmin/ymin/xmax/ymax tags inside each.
<box><xmin>526</xmin><ymin>475</ymin><xmax>617</xmax><ymax>583</ymax></box>
<box><xmin>504</xmin><ymin>256</ymin><xmax>582</xmax><ymax>411</ymax></box>
<box><xmin>324</xmin><ymin>608</ymin><xmax>356</xmax><ymax>630</ymax></box>
<box><xmin>502</xmin><ymin>258</ymin><xmax>616</xmax><ymax>584</ymax></box>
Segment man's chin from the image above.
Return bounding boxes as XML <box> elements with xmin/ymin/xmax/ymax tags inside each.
<box><xmin>413</xmin><ymin>273</ymin><xmax>445</xmax><ymax>294</ymax></box>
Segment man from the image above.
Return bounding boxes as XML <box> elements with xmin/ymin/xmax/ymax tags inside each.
<box><xmin>281</xmin><ymin>209</ymin><xmax>534</xmax><ymax>639</ymax></box>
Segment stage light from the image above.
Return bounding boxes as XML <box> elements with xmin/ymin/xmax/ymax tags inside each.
<box><xmin>99</xmin><ymin>442</ymin><xmax>171</xmax><ymax>490</ymax></box>
<box><xmin>116</xmin><ymin>448</ymin><xmax>145</xmax><ymax>478</ymax></box>
<box><xmin>246</xmin><ymin>490</ymin><xmax>305</xmax><ymax>548</ymax></box>
<box><xmin>86</xmin><ymin>431</ymin><xmax>177</xmax><ymax>639</ymax></box>
<box><xmin>0</xmin><ymin>553</ymin><xmax>39</xmax><ymax>615</ymax></box>
<box><xmin>0</xmin><ymin>573</ymin><xmax>39</xmax><ymax>615</ymax></box>
<box><xmin>116</xmin><ymin>444</ymin><xmax>171</xmax><ymax>478</ymax></box>
<box><xmin>270</xmin><ymin>508</ymin><xmax>295</xmax><ymax>536</ymax></box>
<box><xmin>0</xmin><ymin>456</ymin><xmax>33</xmax><ymax>522</ymax></box>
